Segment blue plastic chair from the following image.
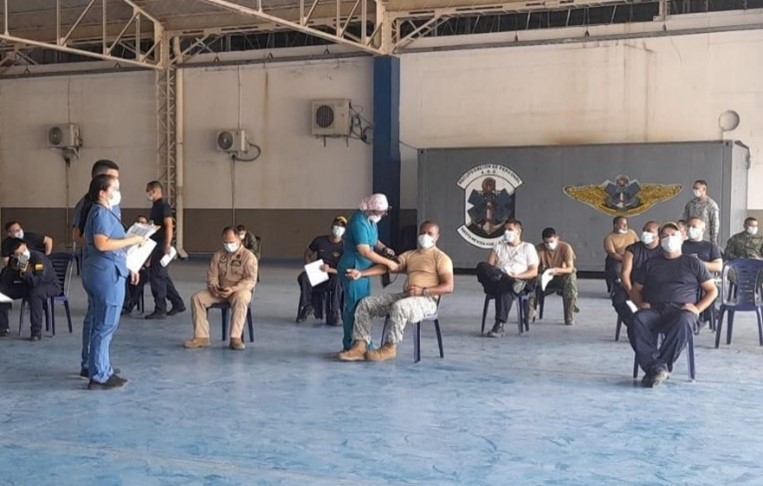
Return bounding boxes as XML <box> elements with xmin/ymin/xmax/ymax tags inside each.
<box><xmin>715</xmin><ymin>259</ymin><xmax>763</xmax><ymax>348</ymax></box>
<box><xmin>209</xmin><ymin>300</ymin><xmax>255</xmax><ymax>342</ymax></box>
<box><xmin>381</xmin><ymin>297</ymin><xmax>443</xmax><ymax>363</ymax></box>
<box><xmin>481</xmin><ymin>292</ymin><xmax>531</xmax><ymax>335</ymax></box>
<box><xmin>632</xmin><ymin>329</ymin><xmax>696</xmax><ymax>381</ymax></box>
<box><xmin>18</xmin><ymin>252</ymin><xmax>73</xmax><ymax>336</ymax></box>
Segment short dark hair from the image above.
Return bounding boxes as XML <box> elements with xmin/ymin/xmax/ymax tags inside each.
<box><xmin>694</xmin><ymin>179</ymin><xmax>708</xmax><ymax>188</ymax></box>
<box><xmin>147</xmin><ymin>180</ymin><xmax>163</xmax><ymax>192</ymax></box>
<box><xmin>235</xmin><ymin>225</ymin><xmax>247</xmax><ymax>232</ymax></box>
<box><xmin>222</xmin><ymin>226</ymin><xmax>236</xmax><ymax>235</ymax></box>
<box><xmin>91</xmin><ymin>159</ymin><xmax>119</xmax><ymax>177</ymax></box>
<box><xmin>745</xmin><ymin>217</ymin><xmax>758</xmax><ymax>225</ymax></box>
<box><xmin>6</xmin><ymin>238</ymin><xmax>26</xmax><ymax>253</ymax></box>
<box><xmin>505</xmin><ymin>218</ymin><xmax>522</xmax><ymax>230</ymax></box>
<box><xmin>613</xmin><ymin>216</ymin><xmax>626</xmax><ymax>225</ymax></box>
<box><xmin>676</xmin><ymin>219</ymin><xmax>687</xmax><ymax>227</ymax></box>
<box><xmin>4</xmin><ymin>220</ymin><xmax>20</xmax><ymax>231</ymax></box>
<box><xmin>643</xmin><ymin>220</ymin><xmax>660</xmax><ymax>231</ymax></box>
<box><xmin>541</xmin><ymin>227</ymin><xmax>556</xmax><ymax>239</ymax></box>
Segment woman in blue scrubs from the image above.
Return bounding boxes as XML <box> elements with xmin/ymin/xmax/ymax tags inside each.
<box><xmin>337</xmin><ymin>193</ymin><xmax>399</xmax><ymax>353</ymax></box>
<box><xmin>81</xmin><ymin>174</ymin><xmax>144</xmax><ymax>390</ymax></box>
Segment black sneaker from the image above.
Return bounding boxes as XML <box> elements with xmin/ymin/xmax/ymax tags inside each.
<box><xmin>145</xmin><ymin>311</ymin><xmax>167</xmax><ymax>320</ymax></box>
<box><xmin>642</xmin><ymin>369</ymin><xmax>670</xmax><ymax>388</ymax></box>
<box><xmin>167</xmin><ymin>306</ymin><xmax>186</xmax><ymax>316</ymax></box>
<box><xmin>30</xmin><ymin>334</ymin><xmax>42</xmax><ymax>342</ymax></box>
<box><xmin>0</xmin><ymin>328</ymin><xmax>9</xmax><ymax>337</ymax></box>
<box><xmin>487</xmin><ymin>322</ymin><xmax>505</xmax><ymax>338</ymax></box>
<box><xmin>80</xmin><ymin>367</ymin><xmax>121</xmax><ymax>378</ymax></box>
<box><xmin>327</xmin><ymin>311</ymin><xmax>342</xmax><ymax>326</ymax></box>
<box><xmin>88</xmin><ymin>374</ymin><xmax>128</xmax><ymax>390</ymax></box>
<box><xmin>121</xmin><ymin>307</ymin><xmax>132</xmax><ymax>316</ymax></box>
<box><xmin>295</xmin><ymin>305</ymin><xmax>313</xmax><ymax>323</ymax></box>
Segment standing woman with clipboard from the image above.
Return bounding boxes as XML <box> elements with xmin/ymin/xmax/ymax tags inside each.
<box><xmin>80</xmin><ymin>174</ymin><xmax>144</xmax><ymax>390</ymax></box>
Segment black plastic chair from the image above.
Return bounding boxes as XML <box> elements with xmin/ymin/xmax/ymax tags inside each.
<box><xmin>632</xmin><ymin>329</ymin><xmax>696</xmax><ymax>382</ymax></box>
<box><xmin>208</xmin><ymin>300</ymin><xmax>254</xmax><ymax>342</ymax></box>
<box><xmin>480</xmin><ymin>293</ymin><xmax>530</xmax><ymax>335</ymax></box>
<box><xmin>534</xmin><ymin>286</ymin><xmax>563</xmax><ymax>321</ymax></box>
<box><xmin>18</xmin><ymin>252</ymin><xmax>73</xmax><ymax>336</ymax></box>
<box><xmin>380</xmin><ymin>297</ymin><xmax>443</xmax><ymax>363</ymax></box>
<box><xmin>715</xmin><ymin>259</ymin><xmax>763</xmax><ymax>348</ymax></box>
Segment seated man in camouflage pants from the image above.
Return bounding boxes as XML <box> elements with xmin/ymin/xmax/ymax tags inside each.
<box><xmin>338</xmin><ymin>221</ymin><xmax>454</xmax><ymax>362</ymax></box>
<box><xmin>529</xmin><ymin>227</ymin><xmax>578</xmax><ymax>325</ymax></box>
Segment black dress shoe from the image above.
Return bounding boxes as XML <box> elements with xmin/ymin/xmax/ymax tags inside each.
<box><xmin>80</xmin><ymin>367</ymin><xmax>121</xmax><ymax>378</ymax></box>
<box><xmin>88</xmin><ymin>374</ymin><xmax>127</xmax><ymax>390</ymax></box>
<box><xmin>295</xmin><ymin>305</ymin><xmax>313</xmax><ymax>323</ymax></box>
<box><xmin>167</xmin><ymin>306</ymin><xmax>186</xmax><ymax>316</ymax></box>
<box><xmin>144</xmin><ymin>311</ymin><xmax>167</xmax><ymax>320</ymax></box>
<box><xmin>30</xmin><ymin>334</ymin><xmax>42</xmax><ymax>342</ymax></box>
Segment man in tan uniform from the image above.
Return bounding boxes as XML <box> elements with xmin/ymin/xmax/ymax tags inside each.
<box><xmin>183</xmin><ymin>226</ymin><xmax>258</xmax><ymax>351</ymax></box>
<box><xmin>338</xmin><ymin>221</ymin><xmax>454</xmax><ymax>362</ymax></box>
<box><xmin>603</xmin><ymin>216</ymin><xmax>639</xmax><ymax>291</ymax></box>
<box><xmin>530</xmin><ymin>227</ymin><xmax>578</xmax><ymax>325</ymax></box>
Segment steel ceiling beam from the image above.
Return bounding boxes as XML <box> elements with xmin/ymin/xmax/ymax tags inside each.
<box><xmin>195</xmin><ymin>0</ymin><xmax>385</xmax><ymax>55</ymax></box>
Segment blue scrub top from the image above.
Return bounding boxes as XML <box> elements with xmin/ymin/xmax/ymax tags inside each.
<box><xmin>338</xmin><ymin>210</ymin><xmax>378</xmax><ymax>272</ymax></box>
<box><xmin>74</xmin><ymin>195</ymin><xmax>121</xmax><ymax>260</ymax></box>
<box><xmin>83</xmin><ymin>204</ymin><xmax>128</xmax><ymax>278</ymax></box>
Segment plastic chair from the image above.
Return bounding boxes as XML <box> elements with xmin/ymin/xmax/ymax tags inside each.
<box><xmin>310</xmin><ymin>283</ymin><xmax>343</xmax><ymax>324</ymax></box>
<box><xmin>632</xmin><ymin>329</ymin><xmax>696</xmax><ymax>381</ymax></box>
<box><xmin>208</xmin><ymin>300</ymin><xmax>255</xmax><ymax>342</ymax></box>
<box><xmin>480</xmin><ymin>292</ymin><xmax>530</xmax><ymax>335</ymax></box>
<box><xmin>534</xmin><ymin>286</ymin><xmax>563</xmax><ymax>321</ymax></box>
<box><xmin>381</xmin><ymin>297</ymin><xmax>443</xmax><ymax>363</ymax></box>
<box><xmin>615</xmin><ymin>316</ymin><xmax>624</xmax><ymax>341</ymax></box>
<box><xmin>18</xmin><ymin>252</ymin><xmax>73</xmax><ymax>336</ymax></box>
<box><xmin>715</xmin><ymin>259</ymin><xmax>763</xmax><ymax>348</ymax></box>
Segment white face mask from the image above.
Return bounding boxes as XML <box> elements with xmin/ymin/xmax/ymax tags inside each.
<box><xmin>617</xmin><ymin>228</ymin><xmax>628</xmax><ymax>235</ymax></box>
<box><xmin>661</xmin><ymin>235</ymin><xmax>682</xmax><ymax>253</ymax></box>
<box><xmin>747</xmin><ymin>226</ymin><xmax>759</xmax><ymax>236</ymax></box>
<box><xmin>368</xmin><ymin>214</ymin><xmax>382</xmax><ymax>224</ymax></box>
<box><xmin>693</xmin><ymin>189</ymin><xmax>702</xmax><ymax>198</ymax></box>
<box><xmin>109</xmin><ymin>190</ymin><xmax>122</xmax><ymax>209</ymax></box>
<box><xmin>418</xmin><ymin>234</ymin><xmax>435</xmax><ymax>249</ymax></box>
<box><xmin>688</xmin><ymin>227</ymin><xmax>703</xmax><ymax>240</ymax></box>
<box><xmin>238</xmin><ymin>232</ymin><xmax>246</xmax><ymax>240</ymax></box>
<box><xmin>545</xmin><ymin>240</ymin><xmax>557</xmax><ymax>251</ymax></box>
<box><xmin>21</xmin><ymin>249</ymin><xmax>30</xmax><ymax>261</ymax></box>
<box><xmin>331</xmin><ymin>226</ymin><xmax>346</xmax><ymax>238</ymax></box>
<box><xmin>12</xmin><ymin>230</ymin><xmax>24</xmax><ymax>240</ymax></box>
<box><xmin>224</xmin><ymin>242</ymin><xmax>239</xmax><ymax>253</ymax></box>
<box><xmin>146</xmin><ymin>192</ymin><xmax>154</xmax><ymax>201</ymax></box>
<box><xmin>503</xmin><ymin>230</ymin><xmax>517</xmax><ymax>243</ymax></box>
<box><xmin>641</xmin><ymin>232</ymin><xmax>655</xmax><ymax>245</ymax></box>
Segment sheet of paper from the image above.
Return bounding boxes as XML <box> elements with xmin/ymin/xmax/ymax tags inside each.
<box><xmin>305</xmin><ymin>259</ymin><xmax>329</xmax><ymax>287</ymax></box>
<box><xmin>541</xmin><ymin>269</ymin><xmax>554</xmax><ymax>292</ymax></box>
<box><xmin>126</xmin><ymin>223</ymin><xmax>159</xmax><ymax>240</ymax></box>
<box><xmin>126</xmin><ymin>239</ymin><xmax>156</xmax><ymax>274</ymax></box>
<box><xmin>626</xmin><ymin>300</ymin><xmax>638</xmax><ymax>313</ymax></box>
<box><xmin>0</xmin><ymin>292</ymin><xmax>12</xmax><ymax>303</ymax></box>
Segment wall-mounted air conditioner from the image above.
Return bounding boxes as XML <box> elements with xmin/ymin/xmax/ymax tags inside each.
<box><xmin>216</xmin><ymin>129</ymin><xmax>249</xmax><ymax>153</ymax></box>
<box><xmin>47</xmin><ymin>123</ymin><xmax>81</xmax><ymax>148</ymax></box>
<box><xmin>311</xmin><ymin>99</ymin><xmax>351</xmax><ymax>137</ymax></box>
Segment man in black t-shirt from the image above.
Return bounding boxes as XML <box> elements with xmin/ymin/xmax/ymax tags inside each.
<box><xmin>296</xmin><ymin>216</ymin><xmax>346</xmax><ymax>325</ymax></box>
<box><xmin>629</xmin><ymin>222</ymin><xmax>718</xmax><ymax>387</ymax></box>
<box><xmin>683</xmin><ymin>217</ymin><xmax>723</xmax><ymax>273</ymax></box>
<box><xmin>144</xmin><ymin>181</ymin><xmax>185</xmax><ymax>319</ymax></box>
<box><xmin>1</xmin><ymin>221</ymin><xmax>53</xmax><ymax>267</ymax></box>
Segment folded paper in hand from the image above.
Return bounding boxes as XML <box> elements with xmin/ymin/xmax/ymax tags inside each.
<box><xmin>126</xmin><ymin>239</ymin><xmax>156</xmax><ymax>274</ymax></box>
<box><xmin>0</xmin><ymin>292</ymin><xmax>12</xmax><ymax>303</ymax></box>
<box><xmin>305</xmin><ymin>259</ymin><xmax>329</xmax><ymax>287</ymax></box>
<box><xmin>626</xmin><ymin>300</ymin><xmax>639</xmax><ymax>313</ymax></box>
<box><xmin>541</xmin><ymin>269</ymin><xmax>554</xmax><ymax>292</ymax></box>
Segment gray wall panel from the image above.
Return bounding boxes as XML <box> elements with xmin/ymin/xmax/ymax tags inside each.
<box><xmin>419</xmin><ymin>141</ymin><xmax>749</xmax><ymax>271</ymax></box>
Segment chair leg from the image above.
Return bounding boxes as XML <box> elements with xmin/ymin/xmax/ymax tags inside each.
<box><xmin>715</xmin><ymin>307</ymin><xmax>725</xmax><ymax>348</ymax></box>
<box><xmin>221</xmin><ymin>308</ymin><xmax>230</xmax><ymax>341</ymax></box>
<box><xmin>18</xmin><ymin>300</ymin><xmax>25</xmax><ymax>336</ymax></box>
<box><xmin>64</xmin><ymin>299</ymin><xmax>73</xmax><ymax>333</ymax></box>
<box><xmin>687</xmin><ymin>332</ymin><xmax>696</xmax><ymax>381</ymax></box>
<box><xmin>481</xmin><ymin>297</ymin><xmax>490</xmax><ymax>334</ymax></box>
<box><xmin>538</xmin><ymin>292</ymin><xmax>545</xmax><ymax>321</ymax></box>
<box><xmin>615</xmin><ymin>316</ymin><xmax>623</xmax><ymax>342</ymax></box>
<box><xmin>757</xmin><ymin>308</ymin><xmax>763</xmax><ymax>347</ymax></box>
<box><xmin>434</xmin><ymin>319</ymin><xmax>444</xmax><ymax>358</ymax></box>
<box><xmin>517</xmin><ymin>300</ymin><xmax>524</xmax><ymax>335</ymax></box>
<box><xmin>48</xmin><ymin>299</ymin><xmax>55</xmax><ymax>336</ymax></box>
<box><xmin>632</xmin><ymin>354</ymin><xmax>639</xmax><ymax>379</ymax></box>
<box><xmin>726</xmin><ymin>310</ymin><xmax>735</xmax><ymax>345</ymax></box>
<box><xmin>414</xmin><ymin>322</ymin><xmax>421</xmax><ymax>363</ymax></box>
<box><xmin>246</xmin><ymin>308</ymin><xmax>254</xmax><ymax>342</ymax></box>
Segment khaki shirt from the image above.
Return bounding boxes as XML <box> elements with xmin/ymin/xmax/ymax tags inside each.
<box><xmin>207</xmin><ymin>246</ymin><xmax>258</xmax><ymax>294</ymax></box>
<box><xmin>397</xmin><ymin>247</ymin><xmax>453</xmax><ymax>289</ymax></box>
<box><xmin>535</xmin><ymin>240</ymin><xmax>576</xmax><ymax>273</ymax></box>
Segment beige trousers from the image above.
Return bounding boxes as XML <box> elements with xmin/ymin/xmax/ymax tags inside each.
<box><xmin>191</xmin><ymin>289</ymin><xmax>252</xmax><ymax>340</ymax></box>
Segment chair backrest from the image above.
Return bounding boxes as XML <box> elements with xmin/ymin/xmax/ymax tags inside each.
<box><xmin>721</xmin><ymin>259</ymin><xmax>763</xmax><ymax>310</ymax></box>
<box><xmin>48</xmin><ymin>252</ymin><xmax>74</xmax><ymax>296</ymax></box>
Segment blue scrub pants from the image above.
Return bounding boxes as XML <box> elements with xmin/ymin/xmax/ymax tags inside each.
<box><xmin>83</xmin><ymin>263</ymin><xmax>125</xmax><ymax>383</ymax></box>
<box><xmin>340</xmin><ymin>274</ymin><xmax>371</xmax><ymax>350</ymax></box>
<box><xmin>80</xmin><ymin>295</ymin><xmax>94</xmax><ymax>371</ymax></box>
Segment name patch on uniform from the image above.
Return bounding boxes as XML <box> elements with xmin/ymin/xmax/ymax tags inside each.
<box><xmin>231</xmin><ymin>260</ymin><xmax>242</xmax><ymax>267</ymax></box>
<box><xmin>34</xmin><ymin>264</ymin><xmax>44</xmax><ymax>271</ymax></box>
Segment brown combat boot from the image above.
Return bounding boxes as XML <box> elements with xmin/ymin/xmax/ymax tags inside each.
<box><xmin>229</xmin><ymin>337</ymin><xmax>245</xmax><ymax>350</ymax></box>
<box><xmin>563</xmin><ymin>297</ymin><xmax>578</xmax><ymax>326</ymax></box>
<box><xmin>183</xmin><ymin>337</ymin><xmax>210</xmax><ymax>349</ymax></box>
<box><xmin>338</xmin><ymin>340</ymin><xmax>367</xmax><ymax>361</ymax></box>
<box><xmin>365</xmin><ymin>343</ymin><xmax>397</xmax><ymax>362</ymax></box>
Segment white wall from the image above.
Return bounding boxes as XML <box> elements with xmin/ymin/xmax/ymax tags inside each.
<box><xmin>0</xmin><ymin>71</ymin><xmax>157</xmax><ymax>208</ymax></box>
<box><xmin>182</xmin><ymin>59</ymin><xmax>373</xmax><ymax>209</ymax></box>
<box><xmin>400</xmin><ymin>29</ymin><xmax>763</xmax><ymax>208</ymax></box>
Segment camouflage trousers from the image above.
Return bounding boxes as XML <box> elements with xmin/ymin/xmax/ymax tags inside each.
<box><xmin>528</xmin><ymin>272</ymin><xmax>579</xmax><ymax>321</ymax></box>
<box><xmin>353</xmin><ymin>293</ymin><xmax>437</xmax><ymax>345</ymax></box>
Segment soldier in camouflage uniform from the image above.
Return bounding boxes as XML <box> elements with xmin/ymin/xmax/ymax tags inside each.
<box><xmin>724</xmin><ymin>217</ymin><xmax>763</xmax><ymax>260</ymax></box>
<box><xmin>530</xmin><ymin>227</ymin><xmax>578</xmax><ymax>325</ymax></box>
<box><xmin>682</xmin><ymin>179</ymin><xmax>720</xmax><ymax>244</ymax></box>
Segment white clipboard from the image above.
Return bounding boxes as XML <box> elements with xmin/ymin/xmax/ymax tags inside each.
<box><xmin>305</xmin><ymin>259</ymin><xmax>329</xmax><ymax>287</ymax></box>
<box><xmin>126</xmin><ymin>239</ymin><xmax>156</xmax><ymax>274</ymax></box>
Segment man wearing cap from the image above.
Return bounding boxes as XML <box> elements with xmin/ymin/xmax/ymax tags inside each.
<box><xmin>336</xmin><ymin>194</ymin><xmax>399</xmax><ymax>351</ymax></box>
<box><xmin>296</xmin><ymin>216</ymin><xmax>347</xmax><ymax>325</ymax></box>
<box><xmin>628</xmin><ymin>222</ymin><xmax>717</xmax><ymax>387</ymax></box>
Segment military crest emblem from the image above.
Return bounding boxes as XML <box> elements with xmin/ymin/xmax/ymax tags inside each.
<box><xmin>564</xmin><ymin>175</ymin><xmax>681</xmax><ymax>217</ymax></box>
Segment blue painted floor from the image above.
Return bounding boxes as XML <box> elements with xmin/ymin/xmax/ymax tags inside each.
<box><xmin>2</xmin><ymin>261</ymin><xmax>763</xmax><ymax>485</ymax></box>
